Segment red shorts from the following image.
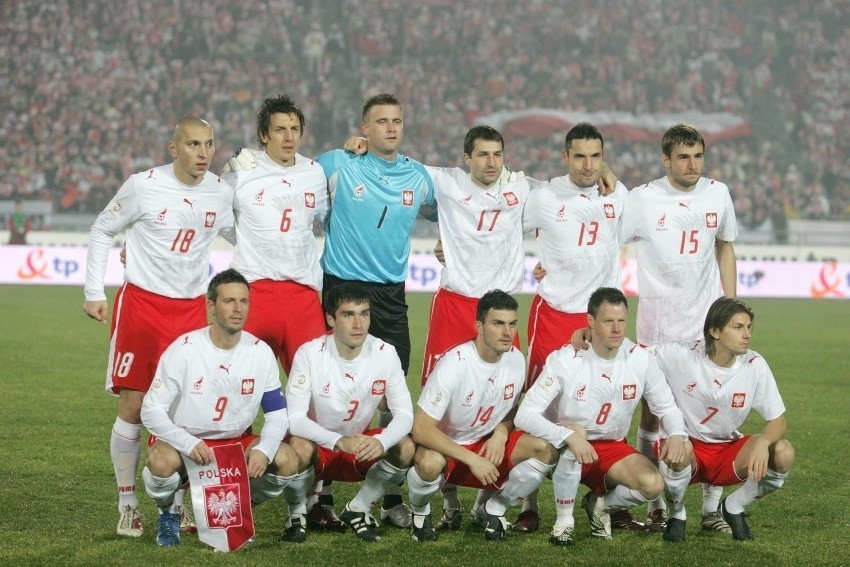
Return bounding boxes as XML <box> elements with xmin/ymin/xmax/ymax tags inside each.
<box><xmin>314</xmin><ymin>428</ymin><xmax>385</xmax><ymax>482</ymax></box>
<box><xmin>526</xmin><ymin>295</ymin><xmax>587</xmax><ymax>390</ymax></box>
<box><xmin>421</xmin><ymin>288</ymin><xmax>521</xmax><ymax>386</ymax></box>
<box><xmin>106</xmin><ymin>283</ymin><xmax>207</xmax><ymax>394</ymax></box>
<box><xmin>689</xmin><ymin>437</ymin><xmax>750</xmax><ymax>486</ymax></box>
<box><xmin>443</xmin><ymin>430</ymin><xmax>525</xmax><ymax>490</ymax></box>
<box><xmin>243</xmin><ymin>279</ymin><xmax>326</xmax><ymax>374</ymax></box>
<box><xmin>581</xmin><ymin>439</ymin><xmax>639</xmax><ymax>495</ymax></box>
<box><xmin>148</xmin><ymin>431</ymin><xmax>258</xmax><ymax>453</ymax></box>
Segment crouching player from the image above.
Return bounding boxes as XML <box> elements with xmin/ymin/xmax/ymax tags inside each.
<box><xmin>406</xmin><ymin>290</ymin><xmax>558</xmax><ymax>543</ymax></box>
<box><xmin>515</xmin><ymin>287</ymin><xmax>689</xmax><ymax>545</ymax></box>
<box><xmin>655</xmin><ymin>297</ymin><xmax>795</xmax><ymax>542</ymax></box>
<box><xmin>285</xmin><ymin>283</ymin><xmax>415</xmax><ymax>543</ymax></box>
<box><xmin>140</xmin><ymin>269</ymin><xmax>312</xmax><ymax>547</ymax></box>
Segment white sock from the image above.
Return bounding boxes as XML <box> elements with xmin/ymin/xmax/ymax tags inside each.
<box><xmin>552</xmin><ymin>451</ymin><xmax>581</xmax><ymax>529</ymax></box>
<box><xmin>251</xmin><ymin>472</ymin><xmax>290</xmax><ymax>506</ymax></box>
<box><xmin>111</xmin><ymin>418</ymin><xmax>142</xmax><ymax>511</ymax></box>
<box><xmin>701</xmin><ymin>483</ymin><xmax>723</xmax><ymax>514</ymax></box>
<box><xmin>441</xmin><ymin>482</ymin><xmax>461</xmax><ymax>510</ymax></box>
<box><xmin>407</xmin><ymin>467</ymin><xmax>442</xmax><ymax>516</ymax></box>
<box><xmin>142</xmin><ymin>467</ymin><xmax>180</xmax><ymax>510</ymax></box>
<box><xmin>660</xmin><ymin>462</ymin><xmax>692</xmax><ymax>520</ymax></box>
<box><xmin>485</xmin><ymin>459</ymin><xmax>554</xmax><ymax>516</ymax></box>
<box><xmin>636</xmin><ymin>428</ymin><xmax>665</xmax><ymax>513</ymax></box>
<box><xmin>605</xmin><ymin>484</ymin><xmax>649</xmax><ymax>510</ymax></box>
<box><xmin>283</xmin><ymin>469</ymin><xmax>314</xmax><ymax>515</ymax></box>
<box><xmin>349</xmin><ymin>460</ymin><xmax>407</xmax><ymax>513</ymax></box>
<box><xmin>472</xmin><ymin>488</ymin><xmax>497</xmax><ymax>514</ymax></box>
<box><xmin>726</xmin><ymin>469</ymin><xmax>787</xmax><ymax>513</ymax></box>
<box><xmin>170</xmin><ymin>483</ymin><xmax>190</xmax><ymax>514</ymax></box>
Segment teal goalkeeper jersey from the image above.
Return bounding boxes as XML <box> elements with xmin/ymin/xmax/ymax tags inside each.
<box><xmin>318</xmin><ymin>149</ymin><xmax>436</xmax><ymax>283</ymax></box>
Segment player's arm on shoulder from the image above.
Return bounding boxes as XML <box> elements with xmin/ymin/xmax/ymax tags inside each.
<box><xmin>598</xmin><ymin>162</ymin><xmax>619</xmax><ymax>195</ymax></box>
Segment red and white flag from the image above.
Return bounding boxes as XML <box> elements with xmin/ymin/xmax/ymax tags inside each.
<box><xmin>182</xmin><ymin>443</ymin><xmax>255</xmax><ymax>552</ymax></box>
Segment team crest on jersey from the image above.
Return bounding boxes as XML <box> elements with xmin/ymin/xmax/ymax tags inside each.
<box><xmin>706</xmin><ymin>212</ymin><xmax>718</xmax><ymax>228</ymax></box>
<box><xmin>574</xmin><ymin>385</ymin><xmax>587</xmax><ymax>401</ymax></box>
<box><xmin>241</xmin><ymin>379</ymin><xmax>255</xmax><ymax>395</ymax></box>
<box><xmin>622</xmin><ymin>384</ymin><xmax>637</xmax><ymax>400</ymax></box>
<box><xmin>156</xmin><ymin>208</ymin><xmax>168</xmax><ymax>225</ymax></box>
<box><xmin>192</xmin><ymin>377</ymin><xmax>204</xmax><ymax>394</ymax></box>
<box><xmin>458</xmin><ymin>194</ymin><xmax>473</xmax><ymax>205</ymax></box>
<box><xmin>320</xmin><ymin>382</ymin><xmax>331</xmax><ymax>398</ymax></box>
<box><xmin>305</xmin><ymin>192</ymin><xmax>316</xmax><ymax>208</ymax></box>
<box><xmin>402</xmin><ymin>189</ymin><xmax>414</xmax><ymax>207</ymax></box>
<box><xmin>371</xmin><ymin>380</ymin><xmax>386</xmax><ymax>396</ymax></box>
<box><xmin>504</xmin><ymin>384</ymin><xmax>515</xmax><ymax>400</ymax></box>
<box><xmin>462</xmin><ymin>390</ymin><xmax>474</xmax><ymax>407</ymax></box>
<box><xmin>254</xmin><ymin>188</ymin><xmax>266</xmax><ymax>204</ymax></box>
<box><xmin>503</xmin><ymin>192</ymin><xmax>519</xmax><ymax>206</ymax></box>
<box><xmin>205</xmin><ymin>211</ymin><xmax>217</xmax><ymax>228</ymax></box>
<box><xmin>353</xmin><ymin>184</ymin><xmax>365</xmax><ymax>200</ymax></box>
<box><xmin>684</xmin><ymin>382</ymin><xmax>697</xmax><ymax>397</ymax></box>
<box><xmin>656</xmin><ymin>213</ymin><xmax>666</xmax><ymax>231</ymax></box>
<box><xmin>731</xmin><ymin>392</ymin><xmax>746</xmax><ymax>408</ymax></box>
<box><xmin>556</xmin><ymin>204</ymin><xmax>566</xmax><ymax>220</ymax></box>
<box><xmin>604</xmin><ymin>203</ymin><xmax>615</xmax><ymax>219</ymax></box>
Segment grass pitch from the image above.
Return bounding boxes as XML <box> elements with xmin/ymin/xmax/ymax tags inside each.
<box><xmin>1</xmin><ymin>286</ymin><xmax>848</xmax><ymax>566</ymax></box>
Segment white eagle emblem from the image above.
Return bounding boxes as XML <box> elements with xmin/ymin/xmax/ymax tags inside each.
<box><xmin>206</xmin><ymin>488</ymin><xmax>239</xmax><ymax>526</ymax></box>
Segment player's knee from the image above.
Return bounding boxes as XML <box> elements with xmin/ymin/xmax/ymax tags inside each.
<box><xmin>396</xmin><ymin>435</ymin><xmax>416</xmax><ymax>466</ymax></box>
<box><xmin>529</xmin><ymin>436</ymin><xmax>559</xmax><ymax>465</ymax></box>
<box><xmin>413</xmin><ymin>447</ymin><xmax>446</xmax><ymax>481</ymax></box>
<box><xmin>272</xmin><ymin>443</ymin><xmax>300</xmax><ymax>476</ymax></box>
<box><xmin>288</xmin><ymin>435</ymin><xmax>317</xmax><ymax>469</ymax></box>
<box><xmin>771</xmin><ymin>439</ymin><xmax>795</xmax><ymax>473</ymax></box>
<box><xmin>146</xmin><ymin>441</ymin><xmax>181</xmax><ymax>477</ymax></box>
<box><xmin>638</xmin><ymin>470</ymin><xmax>664</xmax><ymax>500</ymax></box>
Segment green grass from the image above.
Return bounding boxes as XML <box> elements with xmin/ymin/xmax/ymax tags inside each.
<box><xmin>1</xmin><ymin>286</ymin><xmax>849</xmax><ymax>566</ymax></box>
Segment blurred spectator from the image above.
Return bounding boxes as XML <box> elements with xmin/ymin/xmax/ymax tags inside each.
<box><xmin>7</xmin><ymin>198</ymin><xmax>32</xmax><ymax>244</ymax></box>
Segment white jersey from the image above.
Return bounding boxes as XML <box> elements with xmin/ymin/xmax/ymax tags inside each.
<box><xmin>620</xmin><ymin>176</ymin><xmax>738</xmax><ymax>344</ymax></box>
<box><xmin>651</xmin><ymin>342</ymin><xmax>786</xmax><ymax>444</ymax></box>
<box><xmin>141</xmin><ymin>327</ymin><xmax>286</xmax><ymax>460</ymax></box>
<box><xmin>225</xmin><ymin>152</ymin><xmax>328</xmax><ymax>289</ymax></box>
<box><xmin>515</xmin><ymin>338</ymin><xmax>686</xmax><ymax>448</ymax></box>
<box><xmin>428</xmin><ymin>167</ymin><xmax>529</xmax><ymax>297</ymax></box>
<box><xmin>417</xmin><ymin>341</ymin><xmax>525</xmax><ymax>445</ymax></box>
<box><xmin>286</xmin><ymin>334</ymin><xmax>413</xmax><ymax>453</ymax></box>
<box><xmin>85</xmin><ymin>164</ymin><xmax>234</xmax><ymax>300</ymax></box>
<box><xmin>524</xmin><ymin>176</ymin><xmax>628</xmax><ymax>313</ymax></box>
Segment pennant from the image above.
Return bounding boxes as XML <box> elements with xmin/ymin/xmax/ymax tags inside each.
<box><xmin>182</xmin><ymin>443</ymin><xmax>255</xmax><ymax>552</ymax></box>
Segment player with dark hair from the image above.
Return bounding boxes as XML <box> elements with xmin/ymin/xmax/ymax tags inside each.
<box><xmin>653</xmin><ymin>297</ymin><xmax>794</xmax><ymax>542</ymax></box>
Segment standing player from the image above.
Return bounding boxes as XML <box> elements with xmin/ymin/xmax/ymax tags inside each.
<box><xmin>223</xmin><ymin>94</ymin><xmax>328</xmax><ymax>375</ymax></box>
<box><xmin>285</xmin><ymin>283</ymin><xmax>415</xmax><ymax>542</ymax></box>
<box><xmin>140</xmin><ymin>269</ymin><xmax>312</xmax><ymax>547</ymax></box>
<box><xmin>515</xmin><ymin>287</ymin><xmax>688</xmax><ymax>545</ymax></box>
<box><xmin>619</xmin><ymin>123</ymin><xmax>738</xmax><ymax>531</ymax></box>
<box><xmin>407</xmin><ymin>290</ymin><xmax>558</xmax><ymax>543</ymax></box>
<box><xmin>654</xmin><ymin>297</ymin><xmax>794</xmax><ymax>542</ymax></box>
<box><xmin>83</xmin><ymin>117</ymin><xmax>234</xmax><ymax>537</ymax></box>
<box><xmin>420</xmin><ymin>125</ymin><xmax>529</xmax><ymax>384</ymax></box>
<box><xmin>317</xmin><ymin>93</ymin><xmax>436</xmax><ymax>527</ymax></box>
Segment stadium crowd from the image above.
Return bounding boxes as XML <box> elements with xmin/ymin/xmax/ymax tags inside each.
<box><xmin>2</xmin><ymin>0</ymin><xmax>849</xmax><ymax>232</ymax></box>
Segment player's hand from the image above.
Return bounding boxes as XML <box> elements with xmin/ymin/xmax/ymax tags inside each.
<box><xmin>434</xmin><ymin>239</ymin><xmax>445</xmax><ymax>266</ymax></box>
<box><xmin>478</xmin><ymin>431</ymin><xmax>508</xmax><ymax>466</ymax></box>
<box><xmin>221</xmin><ymin>148</ymin><xmax>261</xmax><ymax>173</ymax></box>
<box><xmin>343</xmin><ymin>136</ymin><xmax>368</xmax><ymax>155</ymax></box>
<box><xmin>570</xmin><ymin>327</ymin><xmax>591</xmax><ymax>350</ymax></box>
<box><xmin>498</xmin><ymin>166</ymin><xmax>525</xmax><ymax>184</ymax></box>
<box><xmin>188</xmin><ymin>441</ymin><xmax>215</xmax><ymax>465</ymax></box>
<box><xmin>83</xmin><ymin>300</ymin><xmax>109</xmax><ymax>324</ymax></box>
<box><xmin>533</xmin><ymin>262</ymin><xmax>547</xmax><ymax>282</ymax></box>
<box><xmin>119</xmin><ymin>244</ymin><xmax>127</xmax><ymax>267</ymax></box>
<box><xmin>598</xmin><ymin>162</ymin><xmax>618</xmax><ymax>196</ymax></box>
<box><xmin>350</xmin><ymin>434</ymin><xmax>385</xmax><ymax>462</ymax></box>
<box><xmin>658</xmin><ymin>435</ymin><xmax>690</xmax><ymax>467</ymax></box>
<box><xmin>746</xmin><ymin>436</ymin><xmax>771</xmax><ymax>482</ymax></box>
<box><xmin>468</xmin><ymin>454</ymin><xmax>500</xmax><ymax>486</ymax></box>
<box><xmin>564</xmin><ymin>431</ymin><xmax>597</xmax><ymax>464</ymax></box>
<box><xmin>246</xmin><ymin>449</ymin><xmax>270</xmax><ymax>478</ymax></box>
